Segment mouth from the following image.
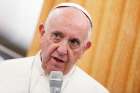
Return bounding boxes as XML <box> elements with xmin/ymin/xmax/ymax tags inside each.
<box><xmin>52</xmin><ymin>56</ymin><xmax>65</xmax><ymax>63</ymax></box>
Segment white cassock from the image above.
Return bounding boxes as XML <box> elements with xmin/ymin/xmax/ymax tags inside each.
<box><xmin>0</xmin><ymin>52</ymin><xmax>109</xmax><ymax>93</ymax></box>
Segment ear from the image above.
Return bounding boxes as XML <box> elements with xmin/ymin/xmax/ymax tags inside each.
<box><xmin>39</xmin><ymin>23</ymin><xmax>45</xmax><ymax>36</ymax></box>
<box><xmin>84</xmin><ymin>41</ymin><xmax>91</xmax><ymax>50</ymax></box>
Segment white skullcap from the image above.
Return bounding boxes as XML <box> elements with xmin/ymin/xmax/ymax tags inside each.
<box><xmin>54</xmin><ymin>3</ymin><xmax>93</xmax><ymax>29</ymax></box>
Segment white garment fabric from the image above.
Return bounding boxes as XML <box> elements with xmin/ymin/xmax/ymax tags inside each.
<box><xmin>0</xmin><ymin>52</ymin><xmax>109</xmax><ymax>93</ymax></box>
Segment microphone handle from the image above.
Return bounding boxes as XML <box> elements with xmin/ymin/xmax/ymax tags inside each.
<box><xmin>50</xmin><ymin>87</ymin><xmax>61</xmax><ymax>93</ymax></box>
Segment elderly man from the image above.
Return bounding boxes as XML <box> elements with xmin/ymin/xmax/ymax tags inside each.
<box><xmin>0</xmin><ymin>3</ymin><xmax>109</xmax><ymax>93</ymax></box>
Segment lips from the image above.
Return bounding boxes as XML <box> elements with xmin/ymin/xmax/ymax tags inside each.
<box><xmin>52</xmin><ymin>56</ymin><xmax>65</xmax><ymax>63</ymax></box>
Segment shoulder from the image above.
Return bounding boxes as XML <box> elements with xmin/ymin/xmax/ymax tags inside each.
<box><xmin>0</xmin><ymin>57</ymin><xmax>35</xmax><ymax>92</ymax></box>
<box><xmin>72</xmin><ymin>66</ymin><xmax>109</xmax><ymax>93</ymax></box>
<box><xmin>0</xmin><ymin>56</ymin><xmax>34</xmax><ymax>65</ymax></box>
<box><xmin>0</xmin><ymin>56</ymin><xmax>34</xmax><ymax>62</ymax></box>
<box><xmin>0</xmin><ymin>56</ymin><xmax>35</xmax><ymax>74</ymax></box>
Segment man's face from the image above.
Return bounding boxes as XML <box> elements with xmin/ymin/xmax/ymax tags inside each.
<box><xmin>40</xmin><ymin>8</ymin><xmax>91</xmax><ymax>75</ymax></box>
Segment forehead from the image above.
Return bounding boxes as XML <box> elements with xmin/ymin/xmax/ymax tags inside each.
<box><xmin>45</xmin><ymin>7</ymin><xmax>89</xmax><ymax>40</ymax></box>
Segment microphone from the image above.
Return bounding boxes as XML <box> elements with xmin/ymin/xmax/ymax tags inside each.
<box><xmin>49</xmin><ymin>71</ymin><xmax>63</xmax><ymax>93</ymax></box>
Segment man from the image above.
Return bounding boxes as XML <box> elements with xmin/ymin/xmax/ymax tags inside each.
<box><xmin>0</xmin><ymin>3</ymin><xmax>109</xmax><ymax>93</ymax></box>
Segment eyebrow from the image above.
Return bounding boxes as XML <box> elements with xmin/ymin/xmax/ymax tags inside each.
<box><xmin>69</xmin><ymin>38</ymin><xmax>81</xmax><ymax>44</ymax></box>
<box><xmin>51</xmin><ymin>30</ymin><xmax>82</xmax><ymax>43</ymax></box>
<box><xmin>52</xmin><ymin>31</ymin><xmax>64</xmax><ymax>37</ymax></box>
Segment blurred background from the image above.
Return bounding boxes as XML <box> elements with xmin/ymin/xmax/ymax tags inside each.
<box><xmin>0</xmin><ymin>0</ymin><xmax>43</xmax><ymax>59</ymax></box>
<box><xmin>0</xmin><ymin>0</ymin><xmax>140</xmax><ymax>93</ymax></box>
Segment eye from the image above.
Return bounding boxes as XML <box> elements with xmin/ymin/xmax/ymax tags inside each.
<box><xmin>50</xmin><ymin>32</ymin><xmax>63</xmax><ymax>43</ymax></box>
<box><xmin>69</xmin><ymin>39</ymin><xmax>80</xmax><ymax>49</ymax></box>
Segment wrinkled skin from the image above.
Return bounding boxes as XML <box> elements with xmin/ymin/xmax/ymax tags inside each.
<box><xmin>40</xmin><ymin>8</ymin><xmax>91</xmax><ymax>75</ymax></box>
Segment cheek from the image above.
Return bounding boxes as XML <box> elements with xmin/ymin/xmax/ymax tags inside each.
<box><xmin>65</xmin><ymin>49</ymin><xmax>82</xmax><ymax>72</ymax></box>
<box><xmin>73</xmin><ymin>48</ymin><xmax>83</xmax><ymax>59</ymax></box>
<box><xmin>41</xmin><ymin>36</ymin><xmax>50</xmax><ymax>49</ymax></box>
<box><xmin>67</xmin><ymin>48</ymin><xmax>83</xmax><ymax>68</ymax></box>
<box><xmin>40</xmin><ymin>37</ymin><xmax>52</xmax><ymax>62</ymax></box>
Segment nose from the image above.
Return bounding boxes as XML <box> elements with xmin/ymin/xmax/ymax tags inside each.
<box><xmin>56</xmin><ymin>41</ymin><xmax>68</xmax><ymax>56</ymax></box>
